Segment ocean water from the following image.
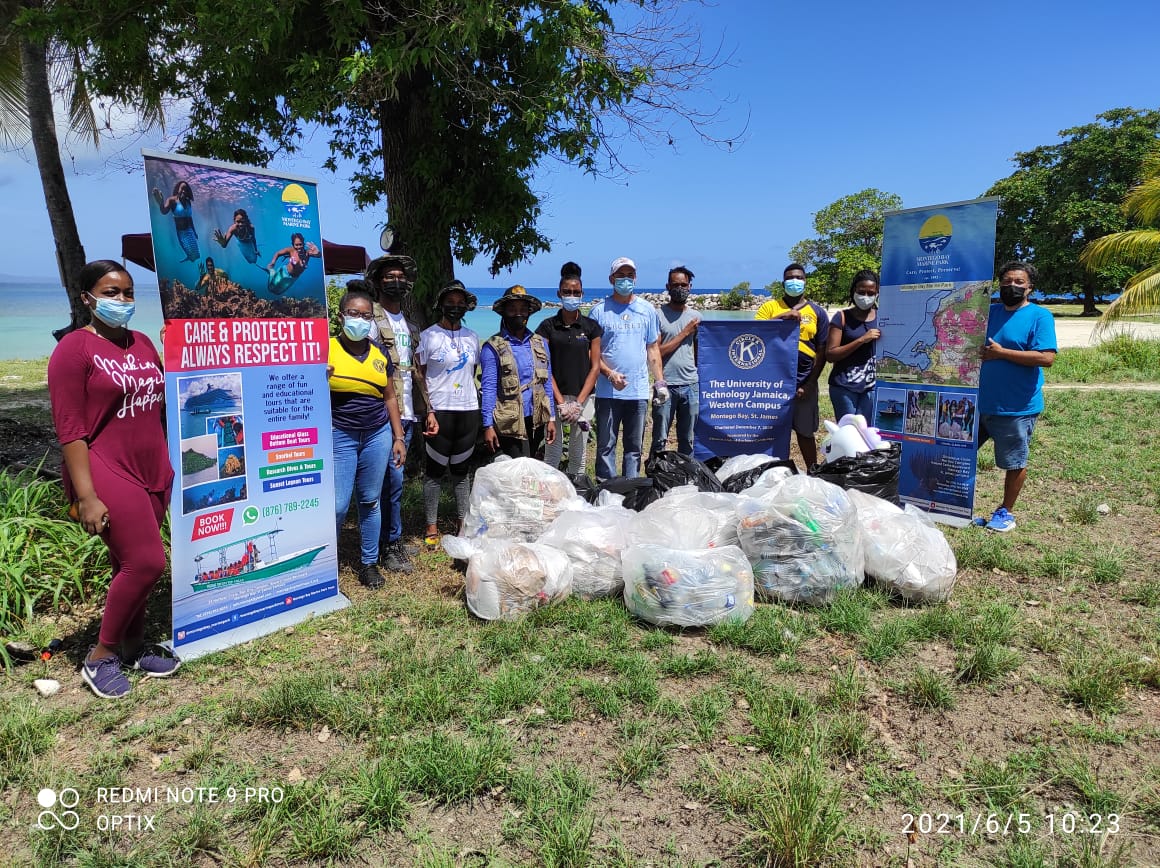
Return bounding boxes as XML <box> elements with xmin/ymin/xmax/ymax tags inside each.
<box><xmin>1</xmin><ymin>282</ymin><xmax>757</xmax><ymax>361</ymax></box>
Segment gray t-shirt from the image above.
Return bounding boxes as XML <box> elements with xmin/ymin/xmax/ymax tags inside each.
<box><xmin>658</xmin><ymin>305</ymin><xmax>701</xmax><ymax>385</ymax></box>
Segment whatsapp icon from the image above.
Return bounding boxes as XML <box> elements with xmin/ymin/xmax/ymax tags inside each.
<box><xmin>242</xmin><ymin>506</ymin><xmax>260</xmax><ymax>525</ymax></box>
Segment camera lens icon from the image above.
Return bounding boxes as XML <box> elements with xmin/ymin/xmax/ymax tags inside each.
<box><xmin>36</xmin><ymin>787</ymin><xmax>80</xmax><ymax>830</ymax></box>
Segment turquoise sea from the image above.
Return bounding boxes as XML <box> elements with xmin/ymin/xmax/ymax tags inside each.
<box><xmin>0</xmin><ymin>281</ymin><xmax>758</xmax><ymax>361</ymax></box>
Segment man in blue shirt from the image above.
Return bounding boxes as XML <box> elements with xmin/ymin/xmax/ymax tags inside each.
<box><xmin>589</xmin><ymin>256</ymin><xmax>669</xmax><ymax>481</ymax></box>
<box><xmin>481</xmin><ymin>286</ymin><xmax>557</xmax><ymax>459</ymax></box>
<box><xmin>975</xmin><ymin>261</ymin><xmax>1057</xmax><ymax>532</ymax></box>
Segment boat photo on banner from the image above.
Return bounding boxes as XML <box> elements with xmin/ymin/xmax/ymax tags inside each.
<box><xmin>143</xmin><ymin>149</ymin><xmax>348</xmax><ymax>660</ymax></box>
<box><xmin>874</xmin><ymin>197</ymin><xmax>998</xmax><ymax>525</ymax></box>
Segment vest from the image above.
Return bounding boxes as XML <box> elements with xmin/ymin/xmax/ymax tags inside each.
<box><xmin>328</xmin><ymin>337</ymin><xmax>390</xmax><ymax>397</ymax></box>
<box><xmin>486</xmin><ymin>333</ymin><xmax>551</xmax><ymax>439</ymax></box>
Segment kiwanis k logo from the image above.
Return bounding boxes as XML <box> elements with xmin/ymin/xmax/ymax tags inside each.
<box><xmin>728</xmin><ymin>334</ymin><xmax>765</xmax><ymax>370</ymax></box>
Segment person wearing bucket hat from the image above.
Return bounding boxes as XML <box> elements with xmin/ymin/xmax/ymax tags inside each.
<box><xmin>481</xmin><ymin>285</ymin><xmax>557</xmax><ymax>458</ymax></box>
<box><xmin>588</xmin><ymin>256</ymin><xmax>668</xmax><ymax>482</ymax></box>
<box><xmin>417</xmin><ymin>280</ymin><xmax>481</xmax><ymax>547</ymax></box>
<box><xmin>364</xmin><ymin>254</ymin><xmax>431</xmax><ymax>573</ymax></box>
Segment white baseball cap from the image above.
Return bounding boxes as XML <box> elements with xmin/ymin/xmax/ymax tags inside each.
<box><xmin>609</xmin><ymin>256</ymin><xmax>636</xmax><ymax>275</ymax></box>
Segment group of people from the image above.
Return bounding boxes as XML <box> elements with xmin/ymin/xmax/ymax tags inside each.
<box><xmin>47</xmin><ymin>248</ymin><xmax>1055</xmax><ymax>699</ymax></box>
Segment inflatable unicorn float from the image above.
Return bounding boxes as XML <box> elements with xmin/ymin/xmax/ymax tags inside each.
<box><xmin>819</xmin><ymin>414</ymin><xmax>887</xmax><ymax>463</ymax></box>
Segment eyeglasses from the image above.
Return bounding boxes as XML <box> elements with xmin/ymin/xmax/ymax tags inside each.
<box><xmin>341</xmin><ymin>310</ymin><xmax>374</xmax><ymax>320</ymax></box>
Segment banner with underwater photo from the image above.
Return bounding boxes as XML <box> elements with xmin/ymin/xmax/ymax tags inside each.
<box><xmin>874</xmin><ymin>198</ymin><xmax>998</xmax><ymax>525</ymax></box>
<box><xmin>694</xmin><ymin>320</ymin><xmax>798</xmax><ymax>463</ymax></box>
<box><xmin>143</xmin><ymin>150</ymin><xmax>346</xmax><ymax>660</ymax></box>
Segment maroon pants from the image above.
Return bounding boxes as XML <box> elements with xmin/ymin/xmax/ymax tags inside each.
<box><xmin>92</xmin><ymin>459</ymin><xmax>170</xmax><ymax>650</ymax></box>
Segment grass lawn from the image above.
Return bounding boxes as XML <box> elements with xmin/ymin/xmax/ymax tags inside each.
<box><xmin>1</xmin><ymin>347</ymin><xmax>1158</xmax><ymax>867</ymax></box>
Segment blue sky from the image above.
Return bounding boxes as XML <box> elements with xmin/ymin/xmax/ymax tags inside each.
<box><xmin>2</xmin><ymin>0</ymin><xmax>1159</xmax><ymax>291</ymax></box>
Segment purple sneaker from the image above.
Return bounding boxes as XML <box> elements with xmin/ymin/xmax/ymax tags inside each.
<box><xmin>126</xmin><ymin>645</ymin><xmax>182</xmax><ymax>678</ymax></box>
<box><xmin>82</xmin><ymin>650</ymin><xmax>131</xmax><ymax>699</ymax></box>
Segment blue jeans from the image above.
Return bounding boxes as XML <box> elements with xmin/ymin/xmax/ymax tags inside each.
<box><xmin>595</xmin><ymin>398</ymin><xmax>647</xmax><ymax>481</ymax></box>
<box><xmin>379</xmin><ymin>419</ymin><xmax>414</xmax><ymax>546</ymax></box>
<box><xmin>650</xmin><ymin>383</ymin><xmax>698</xmax><ymax>456</ymax></box>
<box><xmin>829</xmin><ymin>384</ymin><xmax>875</xmax><ymax>421</ymax></box>
<box><xmin>333</xmin><ymin>423</ymin><xmax>392</xmax><ymax>565</ymax></box>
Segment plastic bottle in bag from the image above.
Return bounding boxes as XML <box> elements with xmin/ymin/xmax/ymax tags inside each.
<box><xmin>622</xmin><ymin>544</ymin><xmax>754</xmax><ymax>627</ymax></box>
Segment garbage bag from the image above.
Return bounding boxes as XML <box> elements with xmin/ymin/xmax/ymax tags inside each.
<box><xmin>622</xmin><ymin>544</ymin><xmax>754</xmax><ymax>627</ymax></box>
<box><xmin>628</xmin><ymin>500</ymin><xmax>721</xmax><ymax>551</ymax></box>
<box><xmin>465</xmin><ymin>540</ymin><xmax>573</xmax><ymax>621</ymax></box>
<box><xmin>460</xmin><ymin>457</ymin><xmax>585</xmax><ymax>543</ymax></box>
<box><xmin>715</xmin><ymin>453</ymin><xmax>777</xmax><ymax>482</ymax></box>
<box><xmin>645</xmin><ymin>450</ymin><xmax>725</xmax><ymax>494</ymax></box>
<box><xmin>569</xmin><ymin>472</ymin><xmax>598</xmax><ymax>504</ymax></box>
<box><xmin>846</xmin><ymin>490</ymin><xmax>957</xmax><ymax>603</ymax></box>
<box><xmin>594</xmin><ymin>476</ymin><xmax>659</xmax><ymax>512</ymax></box>
<box><xmin>736</xmin><ymin>474</ymin><xmax>865</xmax><ymax>605</ymax></box>
<box><xmin>722</xmin><ymin>459</ymin><xmax>799</xmax><ymax>494</ymax></box>
<box><xmin>537</xmin><ymin>504</ymin><xmax>633</xmax><ymax>599</ymax></box>
<box><xmin>810</xmin><ymin>442</ymin><xmax>900</xmax><ymax>505</ymax></box>
<box><xmin>657</xmin><ymin>485</ymin><xmax>743</xmax><ymax>547</ymax></box>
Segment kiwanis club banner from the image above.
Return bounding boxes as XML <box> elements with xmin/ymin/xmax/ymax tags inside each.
<box><xmin>694</xmin><ymin>320</ymin><xmax>798</xmax><ymax>462</ymax></box>
<box><xmin>874</xmin><ymin>198</ymin><xmax>998</xmax><ymax>525</ymax></box>
<box><xmin>143</xmin><ymin>150</ymin><xmax>347</xmax><ymax>660</ymax></box>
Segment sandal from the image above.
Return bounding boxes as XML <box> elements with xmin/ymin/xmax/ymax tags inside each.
<box><xmin>424</xmin><ymin>533</ymin><xmax>441</xmax><ymax>548</ymax></box>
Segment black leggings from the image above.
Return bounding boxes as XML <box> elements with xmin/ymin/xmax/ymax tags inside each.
<box><xmin>425</xmin><ymin>409</ymin><xmax>480</xmax><ymax>477</ymax></box>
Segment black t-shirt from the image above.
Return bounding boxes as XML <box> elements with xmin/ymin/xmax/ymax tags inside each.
<box><xmin>535</xmin><ymin>312</ymin><xmax>604</xmax><ymax>397</ymax></box>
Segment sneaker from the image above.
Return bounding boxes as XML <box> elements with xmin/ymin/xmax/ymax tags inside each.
<box><xmin>985</xmin><ymin>507</ymin><xmax>1017</xmax><ymax>533</ymax></box>
<box><xmin>381</xmin><ymin>542</ymin><xmax>414</xmax><ymax>574</ymax></box>
<box><xmin>971</xmin><ymin>515</ymin><xmax>988</xmax><ymax>527</ymax></box>
<box><xmin>82</xmin><ymin>650</ymin><xmax>130</xmax><ymax>699</ymax></box>
<box><xmin>358</xmin><ymin>563</ymin><xmax>385</xmax><ymax>589</ymax></box>
<box><xmin>126</xmin><ymin>644</ymin><xmax>182</xmax><ymax>678</ymax></box>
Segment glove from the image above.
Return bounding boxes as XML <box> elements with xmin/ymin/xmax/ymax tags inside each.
<box><xmin>562</xmin><ymin>401</ymin><xmax>582</xmax><ymax>423</ymax></box>
<box><xmin>652</xmin><ymin>380</ymin><xmax>670</xmax><ymax>406</ymax></box>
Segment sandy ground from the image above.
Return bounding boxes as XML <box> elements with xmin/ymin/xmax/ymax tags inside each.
<box><xmin>1051</xmin><ymin>317</ymin><xmax>1160</xmax><ymax>348</ymax></box>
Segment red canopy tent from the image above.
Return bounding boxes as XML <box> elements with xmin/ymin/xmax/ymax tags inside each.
<box><xmin>120</xmin><ymin>233</ymin><xmax>370</xmax><ymax>275</ymax></box>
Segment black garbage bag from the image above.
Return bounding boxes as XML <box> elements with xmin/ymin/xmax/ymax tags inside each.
<box><xmin>721</xmin><ymin>459</ymin><xmax>799</xmax><ymax>494</ymax></box>
<box><xmin>809</xmin><ymin>443</ymin><xmax>901</xmax><ymax>505</ymax></box>
<box><xmin>569</xmin><ymin>472</ymin><xmax>598</xmax><ymax>504</ymax></box>
<box><xmin>644</xmin><ymin>451</ymin><xmax>724</xmax><ymax>495</ymax></box>
<box><xmin>702</xmin><ymin>456</ymin><xmax>726</xmax><ymax>473</ymax></box>
<box><xmin>594</xmin><ymin>476</ymin><xmax>659</xmax><ymax>512</ymax></box>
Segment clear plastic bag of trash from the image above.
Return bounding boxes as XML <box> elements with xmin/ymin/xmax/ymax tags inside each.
<box><xmin>736</xmin><ymin>474</ymin><xmax>865</xmax><ymax>605</ymax></box>
<box><xmin>627</xmin><ymin>494</ymin><xmax>720</xmax><ymax>550</ymax></box>
<box><xmin>656</xmin><ymin>485</ymin><xmax>743</xmax><ymax>547</ymax></box>
<box><xmin>846</xmin><ymin>490</ymin><xmax>957</xmax><ymax>603</ymax></box>
<box><xmin>459</xmin><ymin>457</ymin><xmax>585</xmax><ymax>544</ymax></box>
<box><xmin>622</xmin><ymin>544</ymin><xmax>754</xmax><ymax>627</ymax></box>
<box><xmin>465</xmin><ymin>539</ymin><xmax>573</xmax><ymax>621</ymax></box>
<box><xmin>537</xmin><ymin>504</ymin><xmax>633</xmax><ymax>599</ymax></box>
<box><xmin>715</xmin><ymin>453</ymin><xmax>776</xmax><ymax>483</ymax></box>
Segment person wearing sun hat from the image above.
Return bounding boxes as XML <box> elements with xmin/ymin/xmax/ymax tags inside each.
<box><xmin>481</xmin><ymin>285</ymin><xmax>558</xmax><ymax>459</ymax></box>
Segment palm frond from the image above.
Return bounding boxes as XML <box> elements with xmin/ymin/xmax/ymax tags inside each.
<box><xmin>1093</xmin><ymin>265</ymin><xmax>1160</xmax><ymax>336</ymax></box>
<box><xmin>1122</xmin><ymin>177</ymin><xmax>1160</xmax><ymax>226</ymax></box>
<box><xmin>56</xmin><ymin>46</ymin><xmax>99</xmax><ymax>147</ymax></box>
<box><xmin>1080</xmin><ymin>229</ymin><xmax>1160</xmax><ymax>270</ymax></box>
<box><xmin>0</xmin><ymin>36</ymin><xmax>31</xmax><ymax>149</ymax></box>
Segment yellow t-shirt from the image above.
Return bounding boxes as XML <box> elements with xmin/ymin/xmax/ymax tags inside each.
<box><xmin>328</xmin><ymin>337</ymin><xmax>390</xmax><ymax>397</ymax></box>
<box><xmin>754</xmin><ymin>298</ymin><xmax>823</xmax><ymax>359</ymax></box>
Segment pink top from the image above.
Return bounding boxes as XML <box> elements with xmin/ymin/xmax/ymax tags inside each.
<box><xmin>48</xmin><ymin>328</ymin><xmax>174</xmax><ymax>496</ymax></box>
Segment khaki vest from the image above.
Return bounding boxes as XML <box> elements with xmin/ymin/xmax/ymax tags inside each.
<box><xmin>487</xmin><ymin>333</ymin><xmax>551</xmax><ymax>439</ymax></box>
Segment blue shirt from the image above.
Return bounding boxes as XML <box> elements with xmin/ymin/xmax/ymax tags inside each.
<box><xmin>978</xmin><ymin>302</ymin><xmax>1057</xmax><ymax>416</ymax></box>
<box><xmin>480</xmin><ymin>327</ymin><xmax>557</xmax><ymax>427</ymax></box>
<box><xmin>589</xmin><ymin>296</ymin><xmax>661</xmax><ymax>400</ymax></box>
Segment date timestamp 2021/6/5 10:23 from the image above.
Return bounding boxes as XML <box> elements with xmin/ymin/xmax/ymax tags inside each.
<box><xmin>901</xmin><ymin>812</ymin><xmax>1121</xmax><ymax>837</ymax></box>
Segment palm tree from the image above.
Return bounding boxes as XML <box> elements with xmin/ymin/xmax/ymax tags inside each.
<box><xmin>1081</xmin><ymin>145</ymin><xmax>1160</xmax><ymax>336</ymax></box>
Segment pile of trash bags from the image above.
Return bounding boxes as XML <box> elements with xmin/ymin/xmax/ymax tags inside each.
<box><xmin>444</xmin><ymin>452</ymin><xmax>959</xmax><ymax>624</ymax></box>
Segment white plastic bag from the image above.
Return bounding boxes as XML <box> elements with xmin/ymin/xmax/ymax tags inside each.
<box><xmin>537</xmin><ymin>504</ymin><xmax>633</xmax><ymax>599</ymax></box>
<box><xmin>628</xmin><ymin>498</ymin><xmax>720</xmax><ymax>550</ymax></box>
<box><xmin>715</xmin><ymin>453</ymin><xmax>777</xmax><ymax>482</ymax></box>
<box><xmin>846</xmin><ymin>490</ymin><xmax>958</xmax><ymax>603</ymax></box>
<box><xmin>464</xmin><ymin>540</ymin><xmax>573</xmax><ymax>621</ymax></box>
<box><xmin>736</xmin><ymin>475</ymin><xmax>865</xmax><ymax>604</ymax></box>
<box><xmin>622</xmin><ymin>544</ymin><xmax>754</xmax><ymax>627</ymax></box>
<box><xmin>460</xmin><ymin>457</ymin><xmax>585</xmax><ymax>544</ymax></box>
<box><xmin>658</xmin><ymin>485</ymin><xmax>743</xmax><ymax>547</ymax></box>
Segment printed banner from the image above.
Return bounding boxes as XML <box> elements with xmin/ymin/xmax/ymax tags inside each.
<box><xmin>694</xmin><ymin>320</ymin><xmax>798</xmax><ymax>463</ymax></box>
<box><xmin>143</xmin><ymin>150</ymin><xmax>347</xmax><ymax>660</ymax></box>
<box><xmin>875</xmin><ymin>198</ymin><xmax>999</xmax><ymax>525</ymax></box>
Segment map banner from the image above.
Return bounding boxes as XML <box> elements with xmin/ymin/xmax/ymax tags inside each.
<box><xmin>693</xmin><ymin>320</ymin><xmax>799</xmax><ymax>462</ymax></box>
<box><xmin>874</xmin><ymin>198</ymin><xmax>998</xmax><ymax>525</ymax></box>
<box><xmin>143</xmin><ymin>150</ymin><xmax>347</xmax><ymax>660</ymax></box>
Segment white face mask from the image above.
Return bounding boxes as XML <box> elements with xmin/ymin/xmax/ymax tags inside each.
<box><xmin>853</xmin><ymin>293</ymin><xmax>877</xmax><ymax>311</ymax></box>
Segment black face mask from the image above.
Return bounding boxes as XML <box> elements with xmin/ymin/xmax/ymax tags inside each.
<box><xmin>669</xmin><ymin>288</ymin><xmax>690</xmax><ymax>304</ymax></box>
<box><xmin>503</xmin><ymin>315</ymin><xmax>529</xmax><ymax>333</ymax></box>
<box><xmin>441</xmin><ymin>305</ymin><xmax>466</xmax><ymax>322</ymax></box>
<box><xmin>999</xmin><ymin>284</ymin><xmax>1026</xmax><ymax>306</ymax></box>
<box><xmin>380</xmin><ymin>278</ymin><xmax>411</xmax><ymax>297</ymax></box>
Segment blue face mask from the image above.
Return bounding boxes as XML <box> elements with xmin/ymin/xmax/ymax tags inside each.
<box><xmin>87</xmin><ymin>293</ymin><xmax>135</xmax><ymax>328</ymax></box>
<box><xmin>560</xmin><ymin>296</ymin><xmax>583</xmax><ymax>311</ymax></box>
<box><xmin>783</xmin><ymin>278</ymin><xmax>806</xmax><ymax>297</ymax></box>
<box><xmin>342</xmin><ymin>316</ymin><xmax>374</xmax><ymax>341</ymax></box>
<box><xmin>614</xmin><ymin>278</ymin><xmax>635</xmax><ymax>296</ymax></box>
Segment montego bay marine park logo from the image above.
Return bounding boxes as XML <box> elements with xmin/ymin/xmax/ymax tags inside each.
<box><xmin>729</xmin><ymin>334</ymin><xmax>765</xmax><ymax>370</ymax></box>
<box><xmin>281</xmin><ymin>183</ymin><xmax>310</xmax><ymax>219</ymax></box>
<box><xmin>918</xmin><ymin>214</ymin><xmax>952</xmax><ymax>253</ymax></box>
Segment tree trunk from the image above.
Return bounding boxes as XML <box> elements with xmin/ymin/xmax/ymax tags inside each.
<box><xmin>378</xmin><ymin>75</ymin><xmax>455</xmax><ymax>330</ymax></box>
<box><xmin>20</xmin><ymin>31</ymin><xmax>89</xmax><ymax>334</ymax></box>
<box><xmin>1081</xmin><ymin>282</ymin><xmax>1100</xmax><ymax>317</ymax></box>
